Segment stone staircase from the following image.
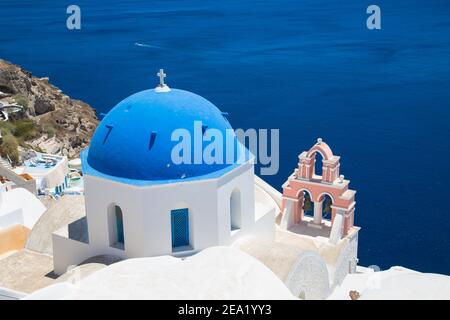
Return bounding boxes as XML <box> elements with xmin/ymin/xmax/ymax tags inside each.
<box><xmin>0</xmin><ymin>157</ymin><xmax>37</xmax><ymax>194</ymax></box>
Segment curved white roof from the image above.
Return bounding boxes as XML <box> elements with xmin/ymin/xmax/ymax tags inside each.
<box><xmin>0</xmin><ymin>188</ymin><xmax>46</xmax><ymax>230</ymax></box>
<box><xmin>329</xmin><ymin>266</ymin><xmax>450</xmax><ymax>300</ymax></box>
<box><xmin>25</xmin><ymin>246</ymin><xmax>296</xmax><ymax>300</ymax></box>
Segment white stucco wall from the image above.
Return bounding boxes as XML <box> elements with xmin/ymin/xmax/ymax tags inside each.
<box><xmin>53</xmin><ymin>234</ymin><xmax>96</xmax><ymax>275</ymax></box>
<box><xmin>332</xmin><ymin>229</ymin><xmax>359</xmax><ymax>287</ymax></box>
<box><xmin>217</xmin><ymin>163</ymin><xmax>256</xmax><ymax>244</ymax></box>
<box><xmin>285</xmin><ymin>251</ymin><xmax>330</xmax><ymax>299</ymax></box>
<box><xmin>0</xmin><ymin>188</ymin><xmax>46</xmax><ymax>230</ymax></box>
<box><xmin>139</xmin><ymin>177</ymin><xmax>219</xmax><ymax>255</ymax></box>
<box><xmin>53</xmin><ymin>162</ymin><xmax>275</xmax><ymax>274</ymax></box>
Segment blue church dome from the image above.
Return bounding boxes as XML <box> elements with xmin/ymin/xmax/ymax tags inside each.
<box><xmin>84</xmin><ymin>88</ymin><xmax>240</xmax><ymax>183</ymax></box>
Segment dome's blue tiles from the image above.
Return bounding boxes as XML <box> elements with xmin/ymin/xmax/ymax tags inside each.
<box><xmin>85</xmin><ymin>88</ymin><xmax>242</xmax><ymax>184</ymax></box>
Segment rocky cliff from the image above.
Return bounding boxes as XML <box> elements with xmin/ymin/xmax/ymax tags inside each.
<box><xmin>0</xmin><ymin>59</ymin><xmax>99</xmax><ymax>160</ymax></box>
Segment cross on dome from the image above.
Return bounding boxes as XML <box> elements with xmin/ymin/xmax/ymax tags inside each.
<box><xmin>157</xmin><ymin>69</ymin><xmax>166</xmax><ymax>85</ymax></box>
<box><xmin>155</xmin><ymin>68</ymin><xmax>171</xmax><ymax>93</ymax></box>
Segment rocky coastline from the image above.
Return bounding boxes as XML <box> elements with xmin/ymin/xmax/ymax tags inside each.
<box><xmin>0</xmin><ymin>59</ymin><xmax>98</xmax><ymax>162</ymax></box>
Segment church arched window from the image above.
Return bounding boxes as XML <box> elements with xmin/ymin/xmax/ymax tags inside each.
<box><xmin>230</xmin><ymin>189</ymin><xmax>242</xmax><ymax>231</ymax></box>
<box><xmin>108</xmin><ymin>204</ymin><xmax>124</xmax><ymax>249</ymax></box>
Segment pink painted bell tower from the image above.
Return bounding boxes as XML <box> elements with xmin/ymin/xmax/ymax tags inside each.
<box><xmin>279</xmin><ymin>139</ymin><xmax>357</xmax><ymax>239</ymax></box>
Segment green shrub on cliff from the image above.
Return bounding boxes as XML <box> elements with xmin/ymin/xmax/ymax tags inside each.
<box><xmin>0</xmin><ymin>134</ymin><xmax>19</xmax><ymax>165</ymax></box>
<box><xmin>13</xmin><ymin>119</ymin><xmax>39</xmax><ymax>141</ymax></box>
<box><xmin>0</xmin><ymin>119</ymin><xmax>40</xmax><ymax>141</ymax></box>
<box><xmin>13</xmin><ymin>94</ymin><xmax>29</xmax><ymax>108</ymax></box>
<box><xmin>41</xmin><ymin>123</ymin><xmax>56</xmax><ymax>137</ymax></box>
<box><xmin>0</xmin><ymin>121</ymin><xmax>15</xmax><ymax>136</ymax></box>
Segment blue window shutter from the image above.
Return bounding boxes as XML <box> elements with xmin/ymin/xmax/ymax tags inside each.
<box><xmin>171</xmin><ymin>208</ymin><xmax>189</xmax><ymax>248</ymax></box>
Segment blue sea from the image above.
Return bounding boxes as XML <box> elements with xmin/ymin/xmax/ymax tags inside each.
<box><xmin>1</xmin><ymin>0</ymin><xmax>449</xmax><ymax>274</ymax></box>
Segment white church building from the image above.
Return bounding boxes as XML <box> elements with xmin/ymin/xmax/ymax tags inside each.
<box><xmin>52</xmin><ymin>72</ymin><xmax>275</xmax><ymax>275</ymax></box>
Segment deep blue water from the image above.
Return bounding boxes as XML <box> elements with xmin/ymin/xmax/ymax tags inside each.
<box><xmin>1</xmin><ymin>0</ymin><xmax>449</xmax><ymax>274</ymax></box>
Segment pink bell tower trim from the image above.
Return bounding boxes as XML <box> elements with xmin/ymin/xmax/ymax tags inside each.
<box><xmin>280</xmin><ymin>139</ymin><xmax>357</xmax><ymax>237</ymax></box>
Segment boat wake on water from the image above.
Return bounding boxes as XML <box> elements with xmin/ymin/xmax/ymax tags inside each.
<box><xmin>134</xmin><ymin>42</ymin><xmax>164</xmax><ymax>49</ymax></box>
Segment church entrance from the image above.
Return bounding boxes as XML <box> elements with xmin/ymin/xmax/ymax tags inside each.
<box><xmin>171</xmin><ymin>208</ymin><xmax>190</xmax><ymax>248</ymax></box>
